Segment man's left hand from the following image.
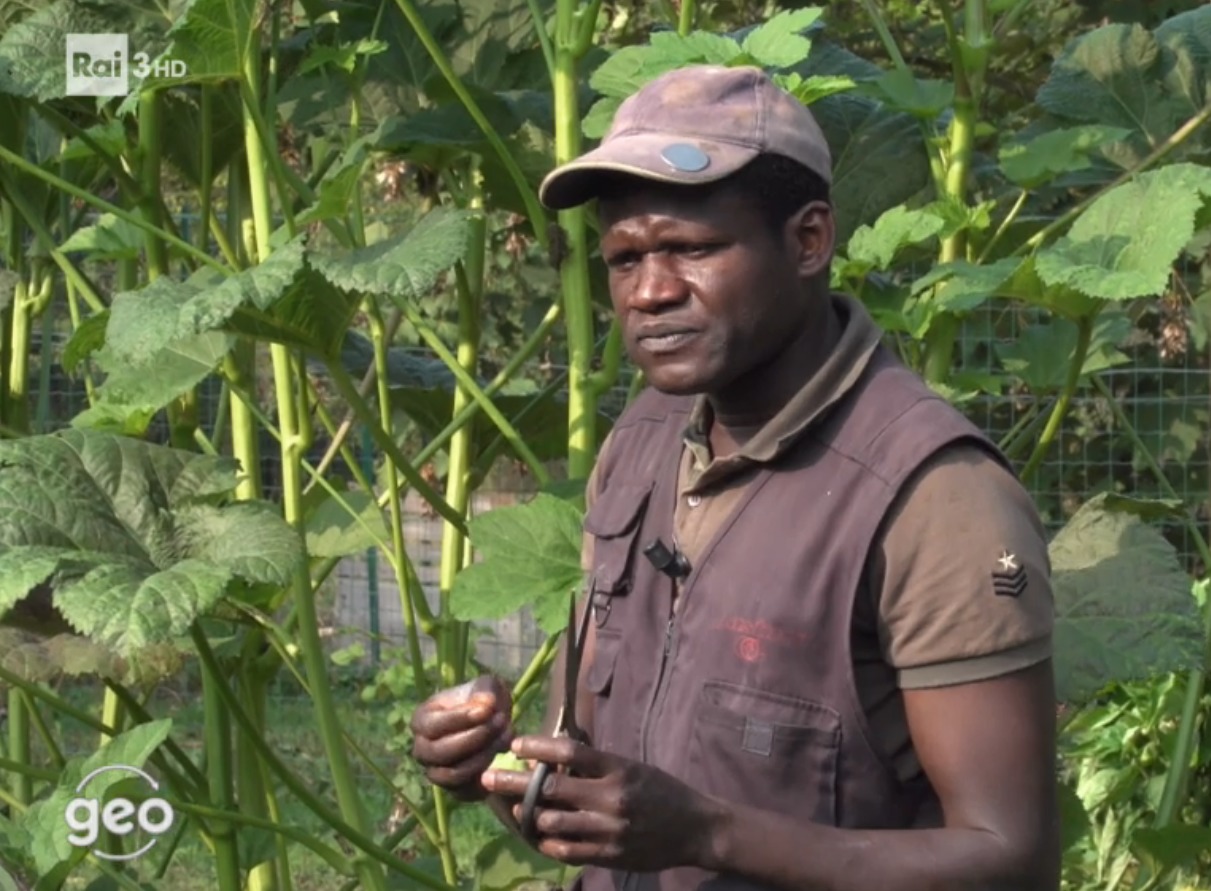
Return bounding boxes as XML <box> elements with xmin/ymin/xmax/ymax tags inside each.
<box><xmin>481</xmin><ymin>735</ymin><xmax>724</xmax><ymax>872</ymax></box>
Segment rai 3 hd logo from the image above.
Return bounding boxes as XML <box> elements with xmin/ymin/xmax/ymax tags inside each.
<box><xmin>65</xmin><ymin>33</ymin><xmax>188</xmax><ymax>97</ymax></box>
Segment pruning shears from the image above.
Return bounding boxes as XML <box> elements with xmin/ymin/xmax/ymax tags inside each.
<box><xmin>519</xmin><ymin>589</ymin><xmax>595</xmax><ymax>843</ymax></box>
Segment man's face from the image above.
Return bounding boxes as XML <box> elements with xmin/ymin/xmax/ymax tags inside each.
<box><xmin>597</xmin><ymin>182</ymin><xmax>811</xmax><ymax>397</ymax></box>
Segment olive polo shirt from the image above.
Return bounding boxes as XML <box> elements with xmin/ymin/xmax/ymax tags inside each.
<box><xmin>583</xmin><ymin>292</ymin><xmax>1054</xmax><ymax>784</ymax></box>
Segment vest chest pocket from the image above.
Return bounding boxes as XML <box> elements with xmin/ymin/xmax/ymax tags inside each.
<box><xmin>582</xmin><ymin>481</ymin><xmax>653</xmax><ymax>630</ymax></box>
<box><xmin>686</xmin><ymin>681</ymin><xmax>841</xmax><ymax>827</ymax></box>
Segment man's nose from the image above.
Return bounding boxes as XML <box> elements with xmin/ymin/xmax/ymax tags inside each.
<box><xmin>628</xmin><ymin>255</ymin><xmax>689</xmax><ymax>310</ymax></box>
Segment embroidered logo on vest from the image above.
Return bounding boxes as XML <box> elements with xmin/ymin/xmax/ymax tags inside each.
<box><xmin>714</xmin><ymin>617</ymin><xmax>810</xmax><ymax>663</ymax></box>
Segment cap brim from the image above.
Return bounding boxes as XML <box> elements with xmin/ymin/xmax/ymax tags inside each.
<box><xmin>538</xmin><ymin>134</ymin><xmax>760</xmax><ymax>211</ymax></box>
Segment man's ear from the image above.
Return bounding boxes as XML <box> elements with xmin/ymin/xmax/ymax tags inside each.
<box><xmin>786</xmin><ymin>201</ymin><xmax>835</xmax><ymax>278</ymax></box>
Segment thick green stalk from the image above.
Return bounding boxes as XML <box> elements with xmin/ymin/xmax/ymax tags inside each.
<box><xmin>240</xmin><ymin>19</ymin><xmax>386</xmax><ymax>885</ymax></box>
<box><xmin>0</xmin><ymin>166</ymin><xmax>105</xmax><ymax>313</ymax></box>
<box><xmin>240</xmin><ymin>667</ymin><xmax>284</xmax><ymax>891</ymax></box>
<box><xmin>197</xmin><ymin>631</ymin><xmax>243</xmax><ymax>891</ymax></box>
<box><xmin>191</xmin><ymin>634</ymin><xmax>454</xmax><ymax>889</ymax></box>
<box><xmin>6</xmin><ymin>689</ymin><xmax>30</xmax><ymax>804</ymax></box>
<box><xmin>5</xmin><ymin>278</ymin><xmax>31</xmax><ymax>434</ymax></box>
<box><xmin>429</xmin><ymin>180</ymin><xmax>489</xmax><ymax>886</ymax></box>
<box><xmin>369</xmin><ymin>301</ymin><xmax>431</xmax><ymax>698</ymax></box>
<box><xmin>138</xmin><ymin>90</ymin><xmax>168</xmax><ymax>279</ymax></box>
<box><xmin>922</xmin><ymin>0</ymin><xmax>985</xmax><ymax>384</ymax></box>
<box><xmin>554</xmin><ymin>0</ymin><xmax>599</xmax><ymax>479</ymax></box>
<box><xmin>676</xmin><ymin>0</ymin><xmax>696</xmax><ymax>34</ymax></box>
<box><xmin>140</xmin><ymin>89</ymin><xmax>197</xmax><ymax>450</ymax></box>
<box><xmin>1019</xmin><ymin>314</ymin><xmax>1094</xmax><ymax>485</ymax></box>
<box><xmin>222</xmin><ymin>151</ymin><xmax>280</xmax><ymax>891</ymax></box>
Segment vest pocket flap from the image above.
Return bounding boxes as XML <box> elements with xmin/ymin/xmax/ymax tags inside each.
<box><xmin>583</xmin><ymin>481</ymin><xmax>653</xmax><ymax>594</ymax></box>
<box><xmin>688</xmin><ymin>681</ymin><xmax>842</xmax><ymax>825</ymax></box>
<box><xmin>583</xmin><ymin>482</ymin><xmax>653</xmax><ymax>538</ymax></box>
<box><xmin>584</xmin><ymin>630</ymin><xmax>621</xmax><ymax>695</ymax></box>
<box><xmin>696</xmin><ymin>681</ymin><xmax>841</xmax><ymax>745</ymax></box>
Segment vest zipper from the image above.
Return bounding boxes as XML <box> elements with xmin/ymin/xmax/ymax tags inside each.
<box><xmin>626</xmin><ymin>539</ymin><xmax>686</xmax><ymax>891</ymax></box>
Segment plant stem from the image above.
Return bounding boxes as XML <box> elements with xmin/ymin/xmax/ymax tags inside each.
<box><xmin>400</xmin><ymin>302</ymin><xmax>550</xmax><ymax>483</ymax></box>
<box><xmin>1019</xmin><ymin>314</ymin><xmax>1094</xmax><ymax>485</ymax></box>
<box><xmin>857</xmin><ymin>0</ymin><xmax>909</xmax><ymax>69</ymax></box>
<box><xmin>173</xmin><ymin>799</ymin><xmax>353</xmax><ymax>874</ymax></box>
<box><xmin>6</xmin><ymin>689</ymin><xmax>30</xmax><ymax>804</ymax></box>
<box><xmin>5</xmin><ymin>278</ymin><xmax>31</xmax><ymax>434</ymax></box>
<box><xmin>191</xmin><ymin>634</ymin><xmax>455</xmax><ymax>889</ymax></box>
<box><xmin>390</xmin><ymin>0</ymin><xmax>548</xmax><ymax>247</ymax></box>
<box><xmin>554</xmin><ymin>0</ymin><xmax>600</xmax><ymax>479</ymax></box>
<box><xmin>677</xmin><ymin>0</ymin><xmax>696</xmax><ymax>35</ymax></box>
<box><xmin>325</xmin><ymin>360</ymin><xmax>468</xmax><ymax>531</ymax></box>
<box><xmin>198</xmin><ymin>630</ymin><xmax>243</xmax><ymax>891</ymax></box>
<box><xmin>1022</xmin><ymin>100</ymin><xmax>1211</xmax><ymax>254</ymax></box>
<box><xmin>977</xmin><ymin>188</ymin><xmax>1029</xmax><ymax>264</ymax></box>
<box><xmin>368</xmin><ymin>301</ymin><xmax>431</xmax><ymax>698</ymax></box>
<box><xmin>922</xmin><ymin>0</ymin><xmax>984</xmax><ymax>384</ymax></box>
<box><xmin>241</xmin><ymin>15</ymin><xmax>386</xmax><ymax>887</ymax></box>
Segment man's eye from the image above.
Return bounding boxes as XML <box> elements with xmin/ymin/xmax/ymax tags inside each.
<box><xmin>606</xmin><ymin>252</ymin><xmax>639</xmax><ymax>269</ymax></box>
<box><xmin>673</xmin><ymin>242</ymin><xmax>718</xmax><ymax>257</ymax></box>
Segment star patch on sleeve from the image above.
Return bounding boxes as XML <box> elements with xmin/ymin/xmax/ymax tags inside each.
<box><xmin>991</xmin><ymin>550</ymin><xmax>1028</xmax><ymax>598</ymax></box>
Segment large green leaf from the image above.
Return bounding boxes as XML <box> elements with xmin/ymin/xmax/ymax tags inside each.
<box><xmin>59</xmin><ymin>212</ymin><xmax>144</xmax><ymax>261</ymax></box>
<box><xmin>161</xmin><ymin>0</ymin><xmax>254</xmax><ymax>82</ymax></box>
<box><xmin>0</xmin><ymin>0</ymin><xmax>117</xmax><ymax>100</ymax></box>
<box><xmin>302</xmin><ymin>489</ymin><xmax>390</xmax><ymax>559</ymax></box>
<box><xmin>998</xmin><ymin>125</ymin><xmax>1133</xmax><ymax>188</ymax></box>
<box><xmin>814</xmin><ymin>94</ymin><xmax>932</xmax><ymax>244</ymax></box>
<box><xmin>90</xmin><ymin>330</ymin><xmax>232</xmax><ymax>415</ymax></box>
<box><xmin>1035</xmin><ymin>17</ymin><xmax>1211</xmax><ymax>168</ymax></box>
<box><xmin>106</xmin><ymin>240</ymin><xmax>307</xmax><ymax>363</ymax></box>
<box><xmin>0</xmin><ymin>431</ymin><xmax>303</xmax><ymax>656</ymax></box>
<box><xmin>845</xmin><ymin>205</ymin><xmax>945</xmax><ymax>272</ymax></box>
<box><xmin>473</xmin><ymin>831</ymin><xmax>578</xmax><ymax>891</ymax></box>
<box><xmin>1050</xmin><ymin>492</ymin><xmax>1203</xmax><ymax>704</ymax></box>
<box><xmin>311</xmin><ymin>207</ymin><xmax>473</xmax><ymax>303</ymax></box>
<box><xmin>1035</xmin><ymin>164</ymin><xmax>1211</xmax><ymax>300</ymax></box>
<box><xmin>22</xmin><ymin>720</ymin><xmax>172</xmax><ymax>876</ymax></box>
<box><xmin>995</xmin><ymin>313</ymin><xmax>1131</xmax><ymax>392</ymax></box>
<box><xmin>740</xmin><ymin>8</ymin><xmax>821</xmax><ymax>69</ymax></box>
<box><xmin>450</xmin><ymin>494</ymin><xmax>584</xmax><ymax>634</ymax></box>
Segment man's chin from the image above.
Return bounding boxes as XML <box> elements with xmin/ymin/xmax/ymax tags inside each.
<box><xmin>641</xmin><ymin>370</ymin><xmax>711</xmax><ymax>397</ymax></box>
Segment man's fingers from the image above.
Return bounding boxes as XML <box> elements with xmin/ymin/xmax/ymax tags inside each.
<box><xmin>414</xmin><ymin>715</ymin><xmax>510</xmax><ymax>769</ymax></box>
<box><xmin>532</xmin><ymin>805</ymin><xmax>623</xmax><ymax>841</ymax></box>
<box><xmin>510</xmin><ymin>735</ymin><xmax>614</xmax><ymax>777</ymax></box>
<box><xmin>411</xmin><ymin>696</ymin><xmax>499</xmax><ymax>740</ymax></box>
<box><xmin>425</xmin><ymin>739</ymin><xmax>507</xmax><ymax>790</ymax></box>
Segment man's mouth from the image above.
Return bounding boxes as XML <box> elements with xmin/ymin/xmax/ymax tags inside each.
<box><xmin>635</xmin><ymin>326</ymin><xmax>699</xmax><ymax>355</ymax></box>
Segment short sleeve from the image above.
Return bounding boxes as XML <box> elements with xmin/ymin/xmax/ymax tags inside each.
<box><xmin>869</xmin><ymin>442</ymin><xmax>1055</xmax><ymax>690</ymax></box>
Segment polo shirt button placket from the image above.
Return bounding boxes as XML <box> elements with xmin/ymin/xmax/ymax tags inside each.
<box><xmin>686</xmin><ymin>493</ymin><xmax>702</xmax><ymax>508</ymax></box>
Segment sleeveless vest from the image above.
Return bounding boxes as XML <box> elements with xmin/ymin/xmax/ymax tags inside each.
<box><xmin>572</xmin><ymin>345</ymin><xmax>1009</xmax><ymax>891</ymax></box>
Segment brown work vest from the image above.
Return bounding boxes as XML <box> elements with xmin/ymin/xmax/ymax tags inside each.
<box><xmin>572</xmin><ymin>345</ymin><xmax>1008</xmax><ymax>891</ymax></box>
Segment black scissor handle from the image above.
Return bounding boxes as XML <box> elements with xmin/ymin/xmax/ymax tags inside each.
<box><xmin>519</xmin><ymin>759</ymin><xmax>554</xmax><ymax>843</ymax></box>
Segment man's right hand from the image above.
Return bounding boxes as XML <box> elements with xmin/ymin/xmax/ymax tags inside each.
<box><xmin>410</xmin><ymin>675</ymin><xmax>515</xmax><ymax>801</ymax></box>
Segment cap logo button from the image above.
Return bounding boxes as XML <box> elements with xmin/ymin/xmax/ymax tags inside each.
<box><xmin>660</xmin><ymin>143</ymin><xmax>710</xmax><ymax>172</ymax></box>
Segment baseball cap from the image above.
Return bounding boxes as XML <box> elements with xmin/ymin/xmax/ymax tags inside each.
<box><xmin>538</xmin><ymin>64</ymin><xmax>832</xmax><ymax>211</ymax></box>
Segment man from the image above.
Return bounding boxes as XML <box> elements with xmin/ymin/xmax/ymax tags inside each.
<box><xmin>411</xmin><ymin>64</ymin><xmax>1060</xmax><ymax>891</ymax></box>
